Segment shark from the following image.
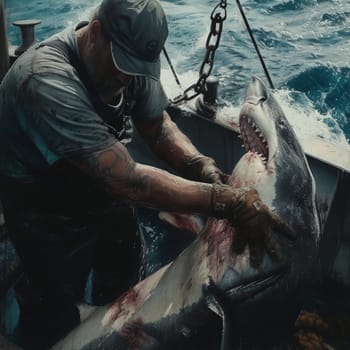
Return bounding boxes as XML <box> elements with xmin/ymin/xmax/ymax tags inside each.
<box><xmin>52</xmin><ymin>76</ymin><xmax>321</xmax><ymax>349</ymax></box>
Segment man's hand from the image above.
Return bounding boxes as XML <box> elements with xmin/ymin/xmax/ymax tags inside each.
<box><xmin>182</xmin><ymin>154</ymin><xmax>230</xmax><ymax>184</ymax></box>
<box><xmin>210</xmin><ymin>184</ymin><xmax>296</xmax><ymax>268</ymax></box>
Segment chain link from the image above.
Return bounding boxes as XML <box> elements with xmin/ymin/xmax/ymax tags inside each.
<box><xmin>171</xmin><ymin>0</ymin><xmax>227</xmax><ymax>104</ymax></box>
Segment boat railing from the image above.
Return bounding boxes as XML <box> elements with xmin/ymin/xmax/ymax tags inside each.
<box><xmin>0</xmin><ymin>0</ymin><xmax>41</xmax><ymax>81</ymax></box>
<box><xmin>0</xmin><ymin>0</ymin><xmax>9</xmax><ymax>81</ymax></box>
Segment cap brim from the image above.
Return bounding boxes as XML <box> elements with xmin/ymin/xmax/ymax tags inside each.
<box><xmin>110</xmin><ymin>42</ymin><xmax>161</xmax><ymax>81</ymax></box>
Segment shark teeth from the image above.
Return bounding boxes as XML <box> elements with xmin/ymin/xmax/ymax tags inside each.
<box><xmin>239</xmin><ymin>115</ymin><xmax>269</xmax><ymax>166</ymax></box>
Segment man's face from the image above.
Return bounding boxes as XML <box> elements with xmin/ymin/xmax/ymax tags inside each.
<box><xmin>85</xmin><ymin>39</ymin><xmax>132</xmax><ymax>103</ymax></box>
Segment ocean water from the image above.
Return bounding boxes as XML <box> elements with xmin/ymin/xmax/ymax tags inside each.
<box><xmin>4</xmin><ymin>0</ymin><xmax>350</xmax><ymax>147</ymax></box>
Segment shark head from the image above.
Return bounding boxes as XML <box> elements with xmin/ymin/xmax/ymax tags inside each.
<box><xmin>232</xmin><ymin>76</ymin><xmax>320</xmax><ymax>241</ymax></box>
<box><xmin>205</xmin><ymin>77</ymin><xmax>321</xmax><ymax>344</ymax></box>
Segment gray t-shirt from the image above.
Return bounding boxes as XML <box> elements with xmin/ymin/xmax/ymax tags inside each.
<box><xmin>0</xmin><ymin>25</ymin><xmax>169</xmax><ymax>182</ymax></box>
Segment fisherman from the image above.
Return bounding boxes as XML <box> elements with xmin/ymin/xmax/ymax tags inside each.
<box><xmin>0</xmin><ymin>0</ymin><xmax>294</xmax><ymax>348</ymax></box>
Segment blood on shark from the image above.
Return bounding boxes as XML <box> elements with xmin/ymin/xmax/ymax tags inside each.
<box><xmin>52</xmin><ymin>77</ymin><xmax>320</xmax><ymax>349</ymax></box>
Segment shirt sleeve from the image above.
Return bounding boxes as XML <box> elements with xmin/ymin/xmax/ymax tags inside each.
<box><xmin>128</xmin><ymin>76</ymin><xmax>170</xmax><ymax>122</ymax></box>
<box><xmin>17</xmin><ymin>72</ymin><xmax>116</xmax><ymax>165</ymax></box>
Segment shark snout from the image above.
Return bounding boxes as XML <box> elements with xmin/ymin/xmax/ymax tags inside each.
<box><xmin>245</xmin><ymin>76</ymin><xmax>269</xmax><ymax>101</ymax></box>
<box><xmin>238</xmin><ymin>76</ymin><xmax>279</xmax><ymax>167</ymax></box>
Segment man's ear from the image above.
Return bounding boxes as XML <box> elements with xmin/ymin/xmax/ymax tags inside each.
<box><xmin>89</xmin><ymin>20</ymin><xmax>104</xmax><ymax>46</ymax></box>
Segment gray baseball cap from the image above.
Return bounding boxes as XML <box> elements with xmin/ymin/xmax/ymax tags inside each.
<box><xmin>99</xmin><ymin>0</ymin><xmax>168</xmax><ymax>81</ymax></box>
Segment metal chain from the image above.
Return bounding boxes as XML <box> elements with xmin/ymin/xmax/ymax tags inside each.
<box><xmin>171</xmin><ymin>0</ymin><xmax>227</xmax><ymax>104</ymax></box>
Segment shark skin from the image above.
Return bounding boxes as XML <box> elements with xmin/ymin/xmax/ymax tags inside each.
<box><xmin>52</xmin><ymin>77</ymin><xmax>320</xmax><ymax>350</ymax></box>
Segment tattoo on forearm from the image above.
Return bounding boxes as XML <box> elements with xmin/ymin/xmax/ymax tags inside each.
<box><xmin>128</xmin><ymin>173</ymin><xmax>152</xmax><ymax>202</ymax></box>
<box><xmin>75</xmin><ymin>145</ymin><xmax>153</xmax><ymax>203</ymax></box>
<box><xmin>148</xmin><ymin>121</ymin><xmax>176</xmax><ymax>148</ymax></box>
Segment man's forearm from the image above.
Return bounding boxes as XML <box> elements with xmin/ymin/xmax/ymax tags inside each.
<box><xmin>119</xmin><ymin>162</ymin><xmax>213</xmax><ymax>213</ymax></box>
<box><xmin>135</xmin><ymin>111</ymin><xmax>203</xmax><ymax>174</ymax></box>
<box><xmin>135</xmin><ymin>111</ymin><xmax>228</xmax><ymax>183</ymax></box>
<box><xmin>70</xmin><ymin>141</ymin><xmax>212</xmax><ymax>214</ymax></box>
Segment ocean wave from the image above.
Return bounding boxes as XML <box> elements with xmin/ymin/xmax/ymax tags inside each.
<box><xmin>4</xmin><ymin>0</ymin><xmax>350</xmax><ymax>140</ymax></box>
<box><xmin>285</xmin><ymin>64</ymin><xmax>350</xmax><ymax>142</ymax></box>
<box><xmin>267</xmin><ymin>0</ymin><xmax>319</xmax><ymax>13</ymax></box>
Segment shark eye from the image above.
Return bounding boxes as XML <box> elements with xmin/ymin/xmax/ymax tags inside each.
<box><xmin>278</xmin><ymin>119</ymin><xmax>287</xmax><ymax>128</ymax></box>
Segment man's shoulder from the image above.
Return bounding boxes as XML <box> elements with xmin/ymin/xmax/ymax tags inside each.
<box><xmin>11</xmin><ymin>43</ymin><xmax>89</xmax><ymax>116</ymax></box>
<box><xmin>28</xmin><ymin>26</ymin><xmax>78</xmax><ymax>78</ymax></box>
<box><xmin>129</xmin><ymin>75</ymin><xmax>163</xmax><ymax>96</ymax></box>
<box><xmin>126</xmin><ymin>75</ymin><xmax>169</xmax><ymax>121</ymax></box>
<box><xmin>22</xmin><ymin>39</ymin><xmax>87</xmax><ymax>103</ymax></box>
<box><xmin>31</xmin><ymin>42</ymin><xmax>76</xmax><ymax>79</ymax></box>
